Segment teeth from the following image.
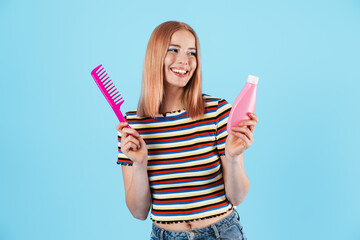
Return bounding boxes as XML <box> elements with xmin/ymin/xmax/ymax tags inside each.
<box><xmin>172</xmin><ymin>68</ymin><xmax>187</xmax><ymax>74</ymax></box>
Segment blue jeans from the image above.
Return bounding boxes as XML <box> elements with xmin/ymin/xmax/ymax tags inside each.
<box><xmin>150</xmin><ymin>209</ymin><xmax>247</xmax><ymax>240</ymax></box>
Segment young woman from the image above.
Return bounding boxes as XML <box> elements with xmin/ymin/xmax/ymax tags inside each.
<box><xmin>116</xmin><ymin>21</ymin><xmax>258</xmax><ymax>240</ymax></box>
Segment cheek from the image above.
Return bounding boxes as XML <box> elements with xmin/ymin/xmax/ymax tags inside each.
<box><xmin>190</xmin><ymin>58</ymin><xmax>197</xmax><ymax>71</ymax></box>
<box><xmin>164</xmin><ymin>53</ymin><xmax>175</xmax><ymax>68</ymax></box>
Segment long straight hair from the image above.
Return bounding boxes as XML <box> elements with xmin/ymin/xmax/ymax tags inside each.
<box><xmin>137</xmin><ymin>21</ymin><xmax>205</xmax><ymax>119</ymax></box>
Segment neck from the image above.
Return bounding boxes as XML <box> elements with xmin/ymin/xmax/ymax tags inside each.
<box><xmin>160</xmin><ymin>86</ymin><xmax>185</xmax><ymax>113</ymax></box>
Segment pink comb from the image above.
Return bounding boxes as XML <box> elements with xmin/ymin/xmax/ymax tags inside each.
<box><xmin>91</xmin><ymin>64</ymin><xmax>129</xmax><ymax>127</ymax></box>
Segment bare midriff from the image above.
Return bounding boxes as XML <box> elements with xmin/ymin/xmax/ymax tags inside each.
<box><xmin>153</xmin><ymin>209</ymin><xmax>234</xmax><ymax>232</ymax></box>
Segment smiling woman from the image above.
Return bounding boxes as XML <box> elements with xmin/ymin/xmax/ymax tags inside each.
<box><xmin>115</xmin><ymin>21</ymin><xmax>257</xmax><ymax>240</ymax></box>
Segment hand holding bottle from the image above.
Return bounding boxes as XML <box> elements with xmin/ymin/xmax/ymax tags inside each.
<box><xmin>225</xmin><ymin>112</ymin><xmax>258</xmax><ymax>158</ymax></box>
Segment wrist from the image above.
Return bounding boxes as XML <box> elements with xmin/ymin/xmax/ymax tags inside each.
<box><xmin>225</xmin><ymin>153</ymin><xmax>243</xmax><ymax>164</ymax></box>
<box><xmin>133</xmin><ymin>159</ymin><xmax>148</xmax><ymax>169</ymax></box>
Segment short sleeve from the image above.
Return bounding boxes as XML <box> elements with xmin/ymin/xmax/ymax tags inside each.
<box><xmin>117</xmin><ymin>115</ymin><xmax>133</xmax><ymax>166</ymax></box>
<box><xmin>215</xmin><ymin>99</ymin><xmax>232</xmax><ymax>155</ymax></box>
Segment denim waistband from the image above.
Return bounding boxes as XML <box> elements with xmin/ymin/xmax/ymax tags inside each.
<box><xmin>151</xmin><ymin>209</ymin><xmax>240</xmax><ymax>240</ymax></box>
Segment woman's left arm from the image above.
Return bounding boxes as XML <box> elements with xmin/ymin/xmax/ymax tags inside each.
<box><xmin>221</xmin><ymin>112</ymin><xmax>259</xmax><ymax>206</ymax></box>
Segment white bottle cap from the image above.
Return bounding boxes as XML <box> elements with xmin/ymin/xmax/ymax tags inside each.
<box><xmin>247</xmin><ymin>75</ymin><xmax>259</xmax><ymax>85</ymax></box>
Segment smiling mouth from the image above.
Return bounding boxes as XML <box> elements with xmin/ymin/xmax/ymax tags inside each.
<box><xmin>171</xmin><ymin>68</ymin><xmax>189</xmax><ymax>77</ymax></box>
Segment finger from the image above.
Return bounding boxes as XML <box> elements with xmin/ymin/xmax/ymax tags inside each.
<box><xmin>231</xmin><ymin>131</ymin><xmax>251</xmax><ymax>146</ymax></box>
<box><xmin>126</xmin><ymin>135</ymin><xmax>141</xmax><ymax>149</ymax></box>
<box><xmin>121</xmin><ymin>127</ymin><xmax>140</xmax><ymax>137</ymax></box>
<box><xmin>121</xmin><ymin>141</ymin><xmax>130</xmax><ymax>152</ymax></box>
<box><xmin>121</xmin><ymin>135</ymin><xmax>141</xmax><ymax>150</ymax></box>
<box><xmin>247</xmin><ymin>112</ymin><xmax>259</xmax><ymax>122</ymax></box>
<box><xmin>116</xmin><ymin>122</ymin><xmax>129</xmax><ymax>131</ymax></box>
<box><xmin>249</xmin><ymin>125</ymin><xmax>255</xmax><ymax>132</ymax></box>
<box><xmin>122</xmin><ymin>141</ymin><xmax>139</xmax><ymax>153</ymax></box>
<box><xmin>239</xmin><ymin>120</ymin><xmax>257</xmax><ymax>127</ymax></box>
<box><xmin>239</xmin><ymin>119</ymin><xmax>257</xmax><ymax>133</ymax></box>
<box><xmin>232</xmin><ymin>126</ymin><xmax>253</xmax><ymax>142</ymax></box>
<box><xmin>244</xmin><ymin>122</ymin><xmax>256</xmax><ymax>133</ymax></box>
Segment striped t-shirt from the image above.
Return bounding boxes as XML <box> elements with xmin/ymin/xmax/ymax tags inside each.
<box><xmin>117</xmin><ymin>95</ymin><xmax>233</xmax><ymax>223</ymax></box>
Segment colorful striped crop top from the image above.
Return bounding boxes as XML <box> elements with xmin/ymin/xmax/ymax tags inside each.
<box><xmin>117</xmin><ymin>95</ymin><xmax>233</xmax><ymax>223</ymax></box>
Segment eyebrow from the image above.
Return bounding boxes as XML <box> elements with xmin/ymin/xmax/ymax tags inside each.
<box><xmin>169</xmin><ymin>44</ymin><xmax>196</xmax><ymax>51</ymax></box>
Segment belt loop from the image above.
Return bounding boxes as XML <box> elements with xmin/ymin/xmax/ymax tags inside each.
<box><xmin>210</xmin><ymin>224</ymin><xmax>220</xmax><ymax>240</ymax></box>
<box><xmin>234</xmin><ymin>207</ymin><xmax>240</xmax><ymax>221</ymax></box>
<box><xmin>160</xmin><ymin>229</ymin><xmax>164</xmax><ymax>240</ymax></box>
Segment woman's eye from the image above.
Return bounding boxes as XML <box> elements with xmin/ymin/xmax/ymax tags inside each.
<box><xmin>168</xmin><ymin>48</ymin><xmax>178</xmax><ymax>53</ymax></box>
<box><xmin>188</xmin><ymin>52</ymin><xmax>196</xmax><ymax>56</ymax></box>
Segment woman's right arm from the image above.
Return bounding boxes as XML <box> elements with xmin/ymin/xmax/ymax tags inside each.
<box><xmin>116</xmin><ymin>122</ymin><xmax>152</xmax><ymax>220</ymax></box>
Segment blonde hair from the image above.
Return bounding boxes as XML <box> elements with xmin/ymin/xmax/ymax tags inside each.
<box><xmin>137</xmin><ymin>21</ymin><xmax>205</xmax><ymax>119</ymax></box>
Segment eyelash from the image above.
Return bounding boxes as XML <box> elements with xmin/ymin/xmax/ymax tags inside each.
<box><xmin>168</xmin><ymin>48</ymin><xmax>196</xmax><ymax>56</ymax></box>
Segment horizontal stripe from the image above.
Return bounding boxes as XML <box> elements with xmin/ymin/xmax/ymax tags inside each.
<box><xmin>151</xmin><ymin>205</ymin><xmax>233</xmax><ymax>221</ymax></box>
<box><xmin>150</xmin><ymin>170</ymin><xmax>222</xmax><ymax>187</ymax></box>
<box><xmin>153</xmin><ymin>196</ymin><xmax>228</xmax><ymax>210</ymax></box>
<box><xmin>152</xmin><ymin>190</ymin><xmax>225</xmax><ymax>204</ymax></box>
<box><xmin>148</xmin><ymin>165</ymin><xmax>221</xmax><ymax>181</ymax></box>
<box><xmin>148</xmin><ymin>156</ymin><xmax>219</xmax><ymax>172</ymax></box>
<box><xmin>152</xmin><ymin>178</ymin><xmax>223</xmax><ymax>193</ymax></box>
<box><xmin>149</xmin><ymin>159</ymin><xmax>220</xmax><ymax>175</ymax></box>
<box><xmin>147</xmin><ymin>147</ymin><xmax>216</xmax><ymax>160</ymax></box>
<box><xmin>151</xmin><ymin>184</ymin><xmax>225</xmax><ymax>199</ymax></box>
<box><xmin>151</xmin><ymin>200</ymin><xmax>229</xmax><ymax>214</ymax></box>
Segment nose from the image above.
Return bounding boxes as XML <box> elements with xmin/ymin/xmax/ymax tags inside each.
<box><xmin>177</xmin><ymin>51</ymin><xmax>189</xmax><ymax>65</ymax></box>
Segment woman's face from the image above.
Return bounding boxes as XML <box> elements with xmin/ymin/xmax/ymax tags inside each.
<box><xmin>163</xmin><ymin>30</ymin><xmax>197</xmax><ymax>89</ymax></box>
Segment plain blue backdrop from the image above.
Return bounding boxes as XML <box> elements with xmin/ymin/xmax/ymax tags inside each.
<box><xmin>1</xmin><ymin>0</ymin><xmax>360</xmax><ymax>239</ymax></box>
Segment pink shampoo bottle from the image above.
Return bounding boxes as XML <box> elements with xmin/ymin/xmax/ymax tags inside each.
<box><xmin>227</xmin><ymin>75</ymin><xmax>259</xmax><ymax>135</ymax></box>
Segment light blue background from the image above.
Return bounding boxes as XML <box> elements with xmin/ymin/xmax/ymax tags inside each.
<box><xmin>1</xmin><ymin>0</ymin><xmax>359</xmax><ymax>239</ymax></box>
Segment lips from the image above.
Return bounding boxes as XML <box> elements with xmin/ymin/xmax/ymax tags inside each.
<box><xmin>170</xmin><ymin>68</ymin><xmax>189</xmax><ymax>78</ymax></box>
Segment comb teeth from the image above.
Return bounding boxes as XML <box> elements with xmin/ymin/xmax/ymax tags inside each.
<box><xmin>92</xmin><ymin>65</ymin><xmax>124</xmax><ymax>107</ymax></box>
<box><xmin>91</xmin><ymin>64</ymin><xmax>129</xmax><ymax>124</ymax></box>
<box><xmin>115</xmin><ymin>96</ymin><xmax>124</xmax><ymax>105</ymax></box>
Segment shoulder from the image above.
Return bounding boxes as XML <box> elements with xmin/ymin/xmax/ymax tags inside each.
<box><xmin>124</xmin><ymin>109</ymin><xmax>138</xmax><ymax>119</ymax></box>
<box><xmin>124</xmin><ymin>109</ymin><xmax>151</xmax><ymax>121</ymax></box>
<box><xmin>202</xmin><ymin>94</ymin><xmax>232</xmax><ymax>110</ymax></box>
